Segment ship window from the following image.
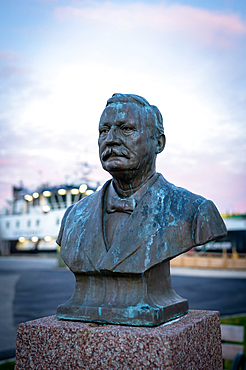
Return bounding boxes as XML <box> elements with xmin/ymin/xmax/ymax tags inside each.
<box><xmin>6</xmin><ymin>221</ymin><xmax>10</xmax><ymax>228</ymax></box>
<box><xmin>36</xmin><ymin>219</ymin><xmax>40</xmax><ymax>227</ymax></box>
<box><xmin>56</xmin><ymin>218</ymin><xmax>60</xmax><ymax>225</ymax></box>
<box><xmin>16</xmin><ymin>220</ymin><xmax>20</xmax><ymax>228</ymax></box>
<box><xmin>27</xmin><ymin>220</ymin><xmax>31</xmax><ymax>227</ymax></box>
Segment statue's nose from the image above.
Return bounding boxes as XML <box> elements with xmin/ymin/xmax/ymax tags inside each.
<box><xmin>105</xmin><ymin>127</ymin><xmax>121</xmax><ymax>145</ymax></box>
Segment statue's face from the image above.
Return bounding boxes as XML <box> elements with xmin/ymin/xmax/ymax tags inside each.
<box><xmin>98</xmin><ymin>103</ymin><xmax>157</xmax><ymax>176</ymax></box>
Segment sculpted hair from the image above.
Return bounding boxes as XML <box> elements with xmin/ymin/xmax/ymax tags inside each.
<box><xmin>106</xmin><ymin>93</ymin><xmax>164</xmax><ymax>137</ymax></box>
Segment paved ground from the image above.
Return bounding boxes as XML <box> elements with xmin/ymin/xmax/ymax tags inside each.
<box><xmin>0</xmin><ymin>255</ymin><xmax>246</xmax><ymax>360</ymax></box>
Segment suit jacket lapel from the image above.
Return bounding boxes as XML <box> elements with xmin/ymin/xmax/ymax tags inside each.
<box><xmin>98</xmin><ymin>175</ymin><xmax>172</xmax><ymax>272</ymax></box>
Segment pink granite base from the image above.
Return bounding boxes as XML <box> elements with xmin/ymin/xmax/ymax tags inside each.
<box><xmin>15</xmin><ymin>310</ymin><xmax>222</xmax><ymax>370</ymax></box>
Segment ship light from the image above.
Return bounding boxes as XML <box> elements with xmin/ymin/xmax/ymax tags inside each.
<box><xmin>71</xmin><ymin>188</ymin><xmax>79</xmax><ymax>195</ymax></box>
<box><xmin>85</xmin><ymin>190</ymin><xmax>94</xmax><ymax>196</ymax></box>
<box><xmin>79</xmin><ymin>184</ymin><xmax>87</xmax><ymax>193</ymax></box>
<box><xmin>33</xmin><ymin>192</ymin><xmax>39</xmax><ymax>198</ymax></box>
<box><xmin>42</xmin><ymin>205</ymin><xmax>50</xmax><ymax>213</ymax></box>
<box><xmin>24</xmin><ymin>194</ymin><xmax>33</xmax><ymax>202</ymax></box>
<box><xmin>43</xmin><ymin>191</ymin><xmax>52</xmax><ymax>197</ymax></box>
<box><xmin>18</xmin><ymin>237</ymin><xmax>26</xmax><ymax>243</ymax></box>
<box><xmin>58</xmin><ymin>189</ymin><xmax>66</xmax><ymax>195</ymax></box>
<box><xmin>31</xmin><ymin>236</ymin><xmax>39</xmax><ymax>243</ymax></box>
<box><xmin>96</xmin><ymin>185</ymin><xmax>102</xmax><ymax>191</ymax></box>
<box><xmin>44</xmin><ymin>236</ymin><xmax>51</xmax><ymax>242</ymax></box>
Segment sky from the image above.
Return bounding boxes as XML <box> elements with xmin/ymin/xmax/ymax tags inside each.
<box><xmin>0</xmin><ymin>0</ymin><xmax>246</xmax><ymax>214</ymax></box>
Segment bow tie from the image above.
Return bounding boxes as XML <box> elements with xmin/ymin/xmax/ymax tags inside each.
<box><xmin>107</xmin><ymin>197</ymin><xmax>136</xmax><ymax>215</ymax></box>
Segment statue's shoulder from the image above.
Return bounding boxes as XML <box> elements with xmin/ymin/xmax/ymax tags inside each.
<box><xmin>157</xmin><ymin>174</ymin><xmax>205</xmax><ymax>202</ymax></box>
<box><xmin>73</xmin><ymin>188</ymin><xmax>99</xmax><ymax>211</ymax></box>
<box><xmin>56</xmin><ymin>180</ymin><xmax>110</xmax><ymax>246</ymax></box>
<box><xmin>172</xmin><ymin>184</ymin><xmax>206</xmax><ymax>206</ymax></box>
<box><xmin>156</xmin><ymin>174</ymin><xmax>210</xmax><ymax>214</ymax></box>
<box><xmin>66</xmin><ymin>180</ymin><xmax>109</xmax><ymax>218</ymax></box>
<box><xmin>156</xmin><ymin>174</ymin><xmax>227</xmax><ymax>241</ymax></box>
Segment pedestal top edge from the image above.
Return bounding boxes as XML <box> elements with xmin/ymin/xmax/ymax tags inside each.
<box><xmin>18</xmin><ymin>310</ymin><xmax>220</xmax><ymax>334</ymax></box>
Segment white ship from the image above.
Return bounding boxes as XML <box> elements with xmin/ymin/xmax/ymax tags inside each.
<box><xmin>0</xmin><ymin>179</ymin><xmax>102</xmax><ymax>255</ymax></box>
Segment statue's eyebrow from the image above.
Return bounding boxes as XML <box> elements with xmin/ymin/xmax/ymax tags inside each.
<box><xmin>99</xmin><ymin>121</ymin><xmax>111</xmax><ymax>126</ymax></box>
<box><xmin>117</xmin><ymin>119</ymin><xmax>136</xmax><ymax>125</ymax></box>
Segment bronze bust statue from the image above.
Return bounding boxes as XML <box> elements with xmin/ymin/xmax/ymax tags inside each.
<box><xmin>56</xmin><ymin>93</ymin><xmax>227</xmax><ymax>326</ymax></box>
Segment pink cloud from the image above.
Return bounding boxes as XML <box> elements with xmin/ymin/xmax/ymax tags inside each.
<box><xmin>0</xmin><ymin>50</ymin><xmax>33</xmax><ymax>80</ymax></box>
<box><xmin>0</xmin><ymin>50</ymin><xmax>21</xmax><ymax>63</ymax></box>
<box><xmin>0</xmin><ymin>67</ymin><xmax>31</xmax><ymax>79</ymax></box>
<box><xmin>54</xmin><ymin>2</ymin><xmax>246</xmax><ymax>48</ymax></box>
<box><xmin>0</xmin><ymin>158</ymin><xmax>12</xmax><ymax>165</ymax></box>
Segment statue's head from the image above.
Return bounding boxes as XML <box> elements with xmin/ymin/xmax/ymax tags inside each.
<box><xmin>98</xmin><ymin>93</ymin><xmax>166</xmax><ymax>181</ymax></box>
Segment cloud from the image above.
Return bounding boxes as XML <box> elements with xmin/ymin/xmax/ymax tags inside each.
<box><xmin>0</xmin><ymin>66</ymin><xmax>32</xmax><ymax>79</ymax></box>
<box><xmin>0</xmin><ymin>50</ymin><xmax>21</xmax><ymax>63</ymax></box>
<box><xmin>54</xmin><ymin>1</ymin><xmax>246</xmax><ymax>48</ymax></box>
<box><xmin>0</xmin><ymin>50</ymin><xmax>30</xmax><ymax>80</ymax></box>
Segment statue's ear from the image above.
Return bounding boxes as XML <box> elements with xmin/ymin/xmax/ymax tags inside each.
<box><xmin>156</xmin><ymin>134</ymin><xmax>166</xmax><ymax>154</ymax></box>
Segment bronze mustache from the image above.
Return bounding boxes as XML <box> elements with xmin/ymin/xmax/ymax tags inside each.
<box><xmin>102</xmin><ymin>147</ymin><xmax>130</xmax><ymax>160</ymax></box>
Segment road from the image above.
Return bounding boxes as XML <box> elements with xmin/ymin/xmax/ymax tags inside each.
<box><xmin>0</xmin><ymin>255</ymin><xmax>246</xmax><ymax>360</ymax></box>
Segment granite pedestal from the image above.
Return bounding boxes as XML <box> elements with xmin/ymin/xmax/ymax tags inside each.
<box><xmin>15</xmin><ymin>310</ymin><xmax>222</xmax><ymax>370</ymax></box>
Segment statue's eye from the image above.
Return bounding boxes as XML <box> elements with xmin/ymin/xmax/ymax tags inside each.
<box><xmin>121</xmin><ymin>125</ymin><xmax>134</xmax><ymax>134</ymax></box>
<box><xmin>100</xmin><ymin>127</ymin><xmax>109</xmax><ymax>134</ymax></box>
